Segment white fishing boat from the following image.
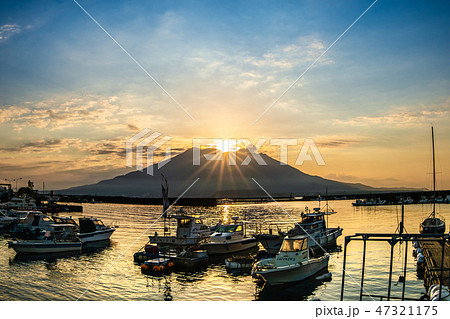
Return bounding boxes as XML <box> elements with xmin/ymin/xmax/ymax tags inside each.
<box><xmin>420</xmin><ymin>126</ymin><xmax>446</xmax><ymax>234</ymax></box>
<box><xmin>8</xmin><ymin>224</ymin><xmax>82</xmax><ymax>254</ymax></box>
<box><xmin>148</xmin><ymin>176</ymin><xmax>211</xmax><ymax>248</ymax></box>
<box><xmin>2</xmin><ymin>196</ymin><xmax>37</xmax><ymax>210</ymax></box>
<box><xmin>200</xmin><ymin>217</ymin><xmax>258</xmax><ymax>255</ymax></box>
<box><xmin>149</xmin><ymin>213</ymin><xmax>211</xmax><ymax>247</ymax></box>
<box><xmin>252</xmin><ymin>236</ymin><xmax>329</xmax><ymax>285</ymax></box>
<box><xmin>255</xmin><ymin>205</ymin><xmax>342</xmax><ymax>256</ymax></box>
<box><xmin>10</xmin><ymin>212</ymin><xmax>78</xmax><ymax>239</ymax></box>
<box><xmin>0</xmin><ymin>210</ymin><xmax>17</xmax><ymax>229</ymax></box>
<box><xmin>76</xmin><ymin>217</ymin><xmax>115</xmax><ymax>243</ymax></box>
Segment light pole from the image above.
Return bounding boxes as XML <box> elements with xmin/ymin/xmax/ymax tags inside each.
<box><xmin>5</xmin><ymin>178</ymin><xmax>22</xmax><ymax>192</ymax></box>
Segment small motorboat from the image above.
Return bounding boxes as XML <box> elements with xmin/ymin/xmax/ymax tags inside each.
<box><xmin>255</xmin><ymin>206</ymin><xmax>342</xmax><ymax>256</ymax></box>
<box><xmin>141</xmin><ymin>257</ymin><xmax>175</xmax><ymax>276</ymax></box>
<box><xmin>168</xmin><ymin>249</ymin><xmax>209</xmax><ymax>271</ymax></box>
<box><xmin>0</xmin><ymin>210</ymin><xmax>18</xmax><ymax>230</ymax></box>
<box><xmin>252</xmin><ymin>236</ymin><xmax>329</xmax><ymax>285</ymax></box>
<box><xmin>134</xmin><ymin>244</ymin><xmax>161</xmax><ymax>263</ymax></box>
<box><xmin>225</xmin><ymin>255</ymin><xmax>254</xmax><ymax>270</ymax></box>
<box><xmin>148</xmin><ymin>212</ymin><xmax>211</xmax><ymax>248</ymax></box>
<box><xmin>200</xmin><ymin>217</ymin><xmax>258</xmax><ymax>255</ymax></box>
<box><xmin>8</xmin><ymin>224</ymin><xmax>82</xmax><ymax>254</ymax></box>
<box><xmin>9</xmin><ymin>211</ymin><xmax>58</xmax><ymax>239</ymax></box>
<box><xmin>76</xmin><ymin>217</ymin><xmax>115</xmax><ymax>243</ymax></box>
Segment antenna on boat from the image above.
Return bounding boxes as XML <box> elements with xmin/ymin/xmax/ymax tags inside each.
<box><xmin>161</xmin><ymin>174</ymin><xmax>170</xmax><ymax>236</ymax></box>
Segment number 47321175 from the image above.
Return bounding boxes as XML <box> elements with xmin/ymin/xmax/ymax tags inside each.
<box><xmin>375</xmin><ymin>306</ymin><xmax>437</xmax><ymax>316</ymax></box>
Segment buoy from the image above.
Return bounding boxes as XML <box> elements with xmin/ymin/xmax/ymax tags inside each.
<box><xmin>153</xmin><ymin>265</ymin><xmax>161</xmax><ymax>272</ymax></box>
<box><xmin>160</xmin><ymin>265</ymin><xmax>165</xmax><ymax>271</ymax></box>
<box><xmin>168</xmin><ymin>262</ymin><xmax>174</xmax><ymax>268</ymax></box>
<box><xmin>141</xmin><ymin>264</ymin><xmax>148</xmax><ymax>271</ymax></box>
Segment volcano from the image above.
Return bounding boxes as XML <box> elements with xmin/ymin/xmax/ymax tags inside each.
<box><xmin>61</xmin><ymin>148</ymin><xmax>379</xmax><ymax>198</ymax></box>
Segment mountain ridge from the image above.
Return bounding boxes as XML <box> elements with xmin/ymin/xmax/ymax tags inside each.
<box><xmin>60</xmin><ymin>148</ymin><xmax>423</xmax><ymax>197</ymax></box>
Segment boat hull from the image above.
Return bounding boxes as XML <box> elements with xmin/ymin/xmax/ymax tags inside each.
<box><xmin>256</xmin><ymin>228</ymin><xmax>342</xmax><ymax>255</ymax></box>
<box><xmin>8</xmin><ymin>241</ymin><xmax>82</xmax><ymax>254</ymax></box>
<box><xmin>77</xmin><ymin>228</ymin><xmax>115</xmax><ymax>243</ymax></box>
<box><xmin>201</xmin><ymin>238</ymin><xmax>258</xmax><ymax>255</ymax></box>
<box><xmin>148</xmin><ymin>235</ymin><xmax>206</xmax><ymax>247</ymax></box>
<box><xmin>420</xmin><ymin>217</ymin><xmax>446</xmax><ymax>234</ymax></box>
<box><xmin>254</xmin><ymin>254</ymin><xmax>329</xmax><ymax>285</ymax></box>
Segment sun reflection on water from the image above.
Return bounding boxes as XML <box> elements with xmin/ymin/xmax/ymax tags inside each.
<box><xmin>221</xmin><ymin>205</ymin><xmax>232</xmax><ymax>224</ymax></box>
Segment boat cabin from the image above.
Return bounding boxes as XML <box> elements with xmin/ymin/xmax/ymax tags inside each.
<box><xmin>174</xmin><ymin>215</ymin><xmax>210</xmax><ymax>239</ymax></box>
<box><xmin>290</xmin><ymin>208</ymin><xmax>326</xmax><ymax>233</ymax></box>
<box><xmin>210</xmin><ymin>221</ymin><xmax>245</xmax><ymax>243</ymax></box>
<box><xmin>52</xmin><ymin>216</ymin><xmax>78</xmax><ymax>226</ymax></box>
<box><xmin>275</xmin><ymin>237</ymin><xmax>309</xmax><ymax>266</ymax></box>
<box><xmin>26</xmin><ymin>212</ymin><xmax>54</xmax><ymax>230</ymax></box>
<box><xmin>79</xmin><ymin>217</ymin><xmax>107</xmax><ymax>233</ymax></box>
<box><xmin>44</xmin><ymin>224</ymin><xmax>78</xmax><ymax>241</ymax></box>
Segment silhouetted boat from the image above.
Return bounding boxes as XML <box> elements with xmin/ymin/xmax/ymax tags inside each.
<box><xmin>255</xmin><ymin>203</ymin><xmax>342</xmax><ymax>255</ymax></box>
<box><xmin>420</xmin><ymin>126</ymin><xmax>446</xmax><ymax>234</ymax></box>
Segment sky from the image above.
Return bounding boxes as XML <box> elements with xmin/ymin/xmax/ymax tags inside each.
<box><xmin>0</xmin><ymin>0</ymin><xmax>449</xmax><ymax>191</ymax></box>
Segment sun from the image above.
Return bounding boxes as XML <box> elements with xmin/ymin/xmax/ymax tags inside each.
<box><xmin>209</xmin><ymin>139</ymin><xmax>241</xmax><ymax>153</ymax></box>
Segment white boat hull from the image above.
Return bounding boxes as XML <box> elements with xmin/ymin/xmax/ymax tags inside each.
<box><xmin>77</xmin><ymin>228</ymin><xmax>115</xmax><ymax>243</ymax></box>
<box><xmin>254</xmin><ymin>254</ymin><xmax>329</xmax><ymax>285</ymax></box>
<box><xmin>201</xmin><ymin>238</ymin><xmax>258</xmax><ymax>255</ymax></box>
<box><xmin>8</xmin><ymin>240</ymin><xmax>82</xmax><ymax>254</ymax></box>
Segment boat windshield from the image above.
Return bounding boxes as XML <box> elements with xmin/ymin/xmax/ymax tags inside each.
<box><xmin>280</xmin><ymin>238</ymin><xmax>307</xmax><ymax>252</ymax></box>
<box><xmin>93</xmin><ymin>220</ymin><xmax>105</xmax><ymax>227</ymax></box>
<box><xmin>301</xmin><ymin>214</ymin><xmax>323</xmax><ymax>223</ymax></box>
<box><xmin>216</xmin><ymin>224</ymin><xmax>243</xmax><ymax>233</ymax></box>
<box><xmin>177</xmin><ymin>218</ymin><xmax>193</xmax><ymax>228</ymax></box>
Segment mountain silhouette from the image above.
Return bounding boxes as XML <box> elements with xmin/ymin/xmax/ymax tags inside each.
<box><xmin>61</xmin><ymin>148</ymin><xmax>385</xmax><ymax>197</ymax></box>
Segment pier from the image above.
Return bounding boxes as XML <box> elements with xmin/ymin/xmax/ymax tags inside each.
<box><xmin>420</xmin><ymin>240</ymin><xmax>450</xmax><ymax>290</ymax></box>
<box><xmin>340</xmin><ymin>232</ymin><xmax>450</xmax><ymax>301</ymax></box>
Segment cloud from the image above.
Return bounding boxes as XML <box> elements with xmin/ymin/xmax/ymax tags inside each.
<box><xmin>0</xmin><ymin>138</ymin><xmax>82</xmax><ymax>153</ymax></box>
<box><xmin>315</xmin><ymin>138</ymin><xmax>362</xmax><ymax>148</ymax></box>
<box><xmin>246</xmin><ymin>36</ymin><xmax>333</xmax><ymax>70</ymax></box>
<box><xmin>335</xmin><ymin>100</ymin><xmax>450</xmax><ymax>127</ymax></box>
<box><xmin>1</xmin><ymin>95</ymin><xmax>138</xmax><ymax>131</ymax></box>
<box><xmin>187</xmin><ymin>35</ymin><xmax>332</xmax><ymax>93</ymax></box>
<box><xmin>0</xmin><ymin>24</ymin><xmax>21</xmax><ymax>41</ymax></box>
<box><xmin>127</xmin><ymin>123</ymin><xmax>140</xmax><ymax>131</ymax></box>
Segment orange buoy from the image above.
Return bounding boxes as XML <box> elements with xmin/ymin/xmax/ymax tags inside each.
<box><xmin>168</xmin><ymin>262</ymin><xmax>174</xmax><ymax>268</ymax></box>
<box><xmin>153</xmin><ymin>265</ymin><xmax>161</xmax><ymax>272</ymax></box>
<box><xmin>160</xmin><ymin>265</ymin><xmax>165</xmax><ymax>271</ymax></box>
<box><xmin>141</xmin><ymin>264</ymin><xmax>148</xmax><ymax>271</ymax></box>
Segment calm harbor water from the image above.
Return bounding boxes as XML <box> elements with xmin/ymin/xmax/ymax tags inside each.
<box><xmin>0</xmin><ymin>200</ymin><xmax>448</xmax><ymax>301</ymax></box>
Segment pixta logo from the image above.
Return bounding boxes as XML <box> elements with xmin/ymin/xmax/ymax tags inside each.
<box><xmin>126</xmin><ymin>129</ymin><xmax>172</xmax><ymax>175</ymax></box>
<box><xmin>192</xmin><ymin>138</ymin><xmax>325</xmax><ymax>166</ymax></box>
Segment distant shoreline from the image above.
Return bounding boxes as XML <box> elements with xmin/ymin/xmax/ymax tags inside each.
<box><xmin>56</xmin><ymin>189</ymin><xmax>450</xmax><ymax>207</ymax></box>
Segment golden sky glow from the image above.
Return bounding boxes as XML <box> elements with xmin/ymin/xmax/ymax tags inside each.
<box><xmin>0</xmin><ymin>1</ymin><xmax>449</xmax><ymax>191</ymax></box>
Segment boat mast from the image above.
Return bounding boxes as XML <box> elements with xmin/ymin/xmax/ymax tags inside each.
<box><xmin>325</xmin><ymin>187</ymin><xmax>329</xmax><ymax>228</ymax></box>
<box><xmin>432</xmin><ymin>126</ymin><xmax>436</xmax><ymax>217</ymax></box>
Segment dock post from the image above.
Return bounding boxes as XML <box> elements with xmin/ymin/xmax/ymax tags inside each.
<box><xmin>439</xmin><ymin>239</ymin><xmax>445</xmax><ymax>300</ymax></box>
<box><xmin>340</xmin><ymin>236</ymin><xmax>350</xmax><ymax>301</ymax></box>
<box><xmin>359</xmin><ymin>237</ymin><xmax>367</xmax><ymax>301</ymax></box>
<box><xmin>402</xmin><ymin>239</ymin><xmax>408</xmax><ymax>300</ymax></box>
<box><xmin>387</xmin><ymin>237</ymin><xmax>396</xmax><ymax>300</ymax></box>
